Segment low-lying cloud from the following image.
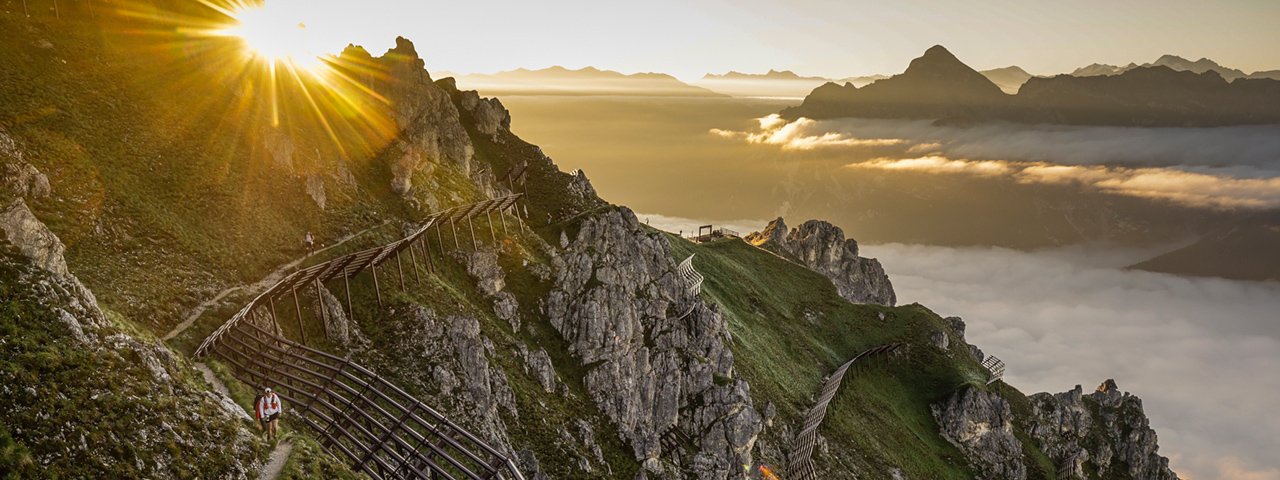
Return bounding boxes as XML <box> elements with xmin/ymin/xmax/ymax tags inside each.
<box><xmin>716</xmin><ymin>115</ymin><xmax>1280</xmax><ymax>174</ymax></box>
<box><xmin>713</xmin><ymin>115</ymin><xmax>1280</xmax><ymax>209</ymax></box>
<box><xmin>864</xmin><ymin>243</ymin><xmax>1280</xmax><ymax>480</ymax></box>
<box><xmin>710</xmin><ymin>115</ymin><xmax>904</xmax><ymax>150</ymax></box>
<box><xmin>850</xmin><ymin>157</ymin><xmax>1280</xmax><ymax>209</ymax></box>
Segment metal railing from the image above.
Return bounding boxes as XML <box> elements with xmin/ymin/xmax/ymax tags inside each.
<box><xmin>676</xmin><ymin>254</ymin><xmax>704</xmax><ymax>296</ymax></box>
<box><xmin>787</xmin><ymin>343</ymin><xmax>903</xmax><ymax>480</ymax></box>
<box><xmin>982</xmin><ymin>356</ymin><xmax>1005</xmax><ymax>385</ymax></box>
<box><xmin>196</xmin><ymin>194</ymin><xmax>529</xmax><ymax>480</ymax></box>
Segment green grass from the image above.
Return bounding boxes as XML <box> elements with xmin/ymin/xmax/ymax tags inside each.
<box><xmin>0</xmin><ymin>250</ymin><xmax>269</xmax><ymax>478</ymax></box>
<box><xmin>665</xmin><ymin>234</ymin><xmax>995</xmax><ymax>478</ymax></box>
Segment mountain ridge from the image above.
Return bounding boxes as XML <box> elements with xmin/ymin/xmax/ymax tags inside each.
<box><xmin>446</xmin><ymin>65</ymin><xmax>725</xmax><ymax>97</ymax></box>
<box><xmin>784</xmin><ymin>46</ymin><xmax>1280</xmax><ymax>126</ymax></box>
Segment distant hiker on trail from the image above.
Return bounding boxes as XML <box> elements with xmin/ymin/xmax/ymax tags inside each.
<box><xmin>255</xmin><ymin>387</ymin><xmax>283</xmax><ymax>441</ymax></box>
<box><xmin>304</xmin><ymin>231</ymin><xmax>315</xmax><ymax>256</ymax></box>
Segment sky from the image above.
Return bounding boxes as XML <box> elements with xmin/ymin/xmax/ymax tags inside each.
<box><xmin>226</xmin><ymin>0</ymin><xmax>1280</xmax><ymax>80</ymax></box>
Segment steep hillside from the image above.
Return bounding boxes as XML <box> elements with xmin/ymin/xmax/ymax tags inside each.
<box><xmin>1</xmin><ymin>3</ymin><xmax>1181</xmax><ymax>479</ymax></box>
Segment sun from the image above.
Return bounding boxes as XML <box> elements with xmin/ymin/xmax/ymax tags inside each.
<box><xmin>217</xmin><ymin>1</ymin><xmax>327</xmax><ymax>71</ymax></box>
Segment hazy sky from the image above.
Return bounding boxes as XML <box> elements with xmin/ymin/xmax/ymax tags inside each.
<box><xmin>233</xmin><ymin>0</ymin><xmax>1280</xmax><ymax>79</ymax></box>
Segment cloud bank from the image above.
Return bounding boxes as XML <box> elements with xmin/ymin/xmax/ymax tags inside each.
<box><xmin>712</xmin><ymin>115</ymin><xmax>1280</xmax><ymax>209</ymax></box>
<box><xmin>849</xmin><ymin>157</ymin><xmax>1280</xmax><ymax>209</ymax></box>
<box><xmin>864</xmin><ymin>243</ymin><xmax>1280</xmax><ymax>480</ymax></box>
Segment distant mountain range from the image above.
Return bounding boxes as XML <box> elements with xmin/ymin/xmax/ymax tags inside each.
<box><xmin>695</xmin><ymin>70</ymin><xmax>887</xmax><ymax>98</ymax></box>
<box><xmin>441</xmin><ymin>54</ymin><xmax>1277</xmax><ymax>102</ymax></box>
<box><xmin>782</xmin><ymin>46</ymin><xmax>1280</xmax><ymax>127</ymax></box>
<box><xmin>444</xmin><ymin>66</ymin><xmax>725</xmax><ymax>97</ymax></box>
<box><xmin>696</xmin><ymin>67</ymin><xmax>1035</xmax><ymax>98</ymax></box>
<box><xmin>979</xmin><ymin>66</ymin><xmax>1035</xmax><ymax>94</ymax></box>
<box><xmin>1073</xmin><ymin>54</ymin><xmax>1280</xmax><ymax>81</ymax></box>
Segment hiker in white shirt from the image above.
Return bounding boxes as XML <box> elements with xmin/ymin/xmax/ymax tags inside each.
<box><xmin>255</xmin><ymin>386</ymin><xmax>283</xmax><ymax>441</ymax></box>
<box><xmin>304</xmin><ymin>231</ymin><xmax>315</xmax><ymax>257</ymax></box>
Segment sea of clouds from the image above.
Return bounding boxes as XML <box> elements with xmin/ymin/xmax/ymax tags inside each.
<box><xmin>713</xmin><ymin>115</ymin><xmax>1280</xmax><ymax>209</ymax></box>
<box><xmin>865</xmin><ymin>243</ymin><xmax>1280</xmax><ymax>480</ymax></box>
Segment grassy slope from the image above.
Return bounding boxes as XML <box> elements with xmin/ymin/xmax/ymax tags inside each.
<box><xmin>667</xmin><ymin>236</ymin><xmax>1056</xmax><ymax>479</ymax></box>
<box><xmin>0</xmin><ymin>250</ymin><xmax>267</xmax><ymax>478</ymax></box>
<box><xmin>0</xmin><ymin>6</ymin><xmax>395</xmax><ymax>333</ymax></box>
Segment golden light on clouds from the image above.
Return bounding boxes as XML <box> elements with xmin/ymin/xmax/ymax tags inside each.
<box><xmin>716</xmin><ymin>115</ymin><xmax>1280</xmax><ymax>210</ymax></box>
<box><xmin>710</xmin><ymin>114</ymin><xmax>904</xmax><ymax>150</ymax></box>
<box><xmin>848</xmin><ymin>157</ymin><xmax>1280</xmax><ymax>210</ymax></box>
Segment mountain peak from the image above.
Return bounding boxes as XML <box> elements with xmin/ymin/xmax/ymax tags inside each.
<box><xmin>922</xmin><ymin>45</ymin><xmax>958</xmax><ymax>60</ymax></box>
<box><xmin>905</xmin><ymin>45</ymin><xmax>973</xmax><ymax>74</ymax></box>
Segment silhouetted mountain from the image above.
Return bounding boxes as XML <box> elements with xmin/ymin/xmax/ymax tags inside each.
<box><xmin>447</xmin><ymin>66</ymin><xmax>724</xmax><ymax>97</ymax></box>
<box><xmin>703</xmin><ymin>69</ymin><xmax>828</xmax><ymax>81</ymax></box>
<box><xmin>980</xmin><ymin>66</ymin><xmax>1035</xmax><ymax>94</ymax></box>
<box><xmin>1248</xmin><ymin>70</ymin><xmax>1280</xmax><ymax>80</ymax></box>
<box><xmin>1071</xmin><ymin>63</ymin><xmax>1137</xmax><ymax>77</ymax></box>
<box><xmin>1071</xmin><ymin>55</ymin><xmax>1276</xmax><ymax>81</ymax></box>
<box><xmin>697</xmin><ymin>70</ymin><xmax>888</xmax><ymax>98</ymax></box>
<box><xmin>784</xmin><ymin>46</ymin><xmax>1009</xmax><ymax>120</ymax></box>
<box><xmin>784</xmin><ymin>46</ymin><xmax>1280</xmax><ymax>126</ymax></box>
<box><xmin>833</xmin><ymin>74</ymin><xmax>890</xmax><ymax>86</ymax></box>
<box><xmin>1130</xmin><ymin>213</ymin><xmax>1280</xmax><ymax>282</ymax></box>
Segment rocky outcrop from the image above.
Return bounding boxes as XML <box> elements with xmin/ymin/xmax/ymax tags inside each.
<box><xmin>374</xmin><ymin>38</ymin><xmax>476</xmax><ymax>195</ymax></box>
<box><xmin>364</xmin><ymin>306</ymin><xmax>519</xmax><ymax>453</ymax></box>
<box><xmin>1</xmin><ymin>199</ymin><xmax>69</xmax><ymax>278</ymax></box>
<box><xmin>2</xmin><ymin>163</ymin><xmax>50</xmax><ymax>200</ymax></box>
<box><xmin>746</xmin><ymin>217</ymin><xmax>896</xmax><ymax>306</ymax></box>
<box><xmin>933</xmin><ymin>387</ymin><xmax>1027</xmax><ymax>480</ymax></box>
<box><xmin>1027</xmin><ymin>380</ymin><xmax>1178</xmax><ymax>480</ymax></box>
<box><xmin>546</xmin><ymin>207</ymin><xmax>761</xmax><ymax>478</ymax></box>
<box><xmin>457</xmin><ymin>88</ymin><xmax>511</xmax><ymax>141</ymax></box>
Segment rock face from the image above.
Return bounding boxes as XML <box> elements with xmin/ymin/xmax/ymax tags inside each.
<box><xmin>746</xmin><ymin>217</ymin><xmax>896</xmax><ymax>306</ymax></box>
<box><xmin>457</xmin><ymin>88</ymin><xmax>512</xmax><ymax>140</ymax></box>
<box><xmin>934</xmin><ymin>379</ymin><xmax>1179</xmax><ymax>480</ymax></box>
<box><xmin>1026</xmin><ymin>380</ymin><xmax>1179</xmax><ymax>480</ymax></box>
<box><xmin>546</xmin><ymin>207</ymin><xmax>762</xmax><ymax>478</ymax></box>
<box><xmin>367</xmin><ymin>306</ymin><xmax>520</xmax><ymax>452</ymax></box>
<box><xmin>1</xmin><ymin>199</ymin><xmax>69</xmax><ymax>278</ymax></box>
<box><xmin>379</xmin><ymin>38</ymin><xmax>476</xmax><ymax>195</ymax></box>
<box><xmin>933</xmin><ymin>387</ymin><xmax>1028</xmax><ymax>480</ymax></box>
<box><xmin>335</xmin><ymin>39</ymin><xmax>476</xmax><ymax>196</ymax></box>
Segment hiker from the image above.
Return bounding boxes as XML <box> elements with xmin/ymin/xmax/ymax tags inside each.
<box><xmin>304</xmin><ymin>231</ymin><xmax>315</xmax><ymax>256</ymax></box>
<box><xmin>255</xmin><ymin>386</ymin><xmax>283</xmax><ymax>441</ymax></box>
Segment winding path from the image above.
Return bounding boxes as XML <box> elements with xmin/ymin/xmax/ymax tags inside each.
<box><xmin>162</xmin><ymin>221</ymin><xmax>390</xmax><ymax>342</ymax></box>
<box><xmin>787</xmin><ymin>343</ymin><xmax>903</xmax><ymax>480</ymax></box>
<box><xmin>195</xmin><ymin>195</ymin><xmax>528</xmax><ymax>480</ymax></box>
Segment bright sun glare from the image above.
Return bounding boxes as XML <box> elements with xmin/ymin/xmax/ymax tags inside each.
<box><xmin>219</xmin><ymin>2</ymin><xmax>326</xmax><ymax>70</ymax></box>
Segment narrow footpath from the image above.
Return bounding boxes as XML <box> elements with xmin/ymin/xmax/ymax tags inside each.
<box><xmin>172</xmin><ymin>224</ymin><xmax>386</xmax><ymax>480</ymax></box>
<box><xmin>162</xmin><ymin>221</ymin><xmax>389</xmax><ymax>342</ymax></box>
<box><xmin>257</xmin><ymin>439</ymin><xmax>294</xmax><ymax>480</ymax></box>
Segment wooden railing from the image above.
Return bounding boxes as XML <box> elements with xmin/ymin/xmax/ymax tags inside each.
<box><xmin>196</xmin><ymin>194</ymin><xmax>528</xmax><ymax>480</ymax></box>
<box><xmin>787</xmin><ymin>343</ymin><xmax>903</xmax><ymax>480</ymax></box>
